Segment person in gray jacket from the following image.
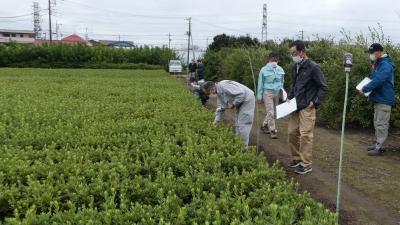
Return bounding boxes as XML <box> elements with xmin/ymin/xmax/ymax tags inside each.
<box><xmin>202</xmin><ymin>80</ymin><xmax>255</xmax><ymax>146</ymax></box>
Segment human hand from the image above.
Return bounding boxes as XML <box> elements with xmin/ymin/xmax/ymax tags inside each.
<box><xmin>357</xmin><ymin>90</ymin><xmax>365</xmax><ymax>96</ymax></box>
<box><xmin>212</xmin><ymin>120</ymin><xmax>219</xmax><ymax>127</ymax></box>
<box><xmin>227</xmin><ymin>103</ymin><xmax>235</xmax><ymax>109</ymax></box>
<box><xmin>307</xmin><ymin>101</ymin><xmax>315</xmax><ymax>109</ymax></box>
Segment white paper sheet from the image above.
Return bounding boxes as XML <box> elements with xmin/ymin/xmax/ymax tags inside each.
<box><xmin>280</xmin><ymin>88</ymin><xmax>288</xmax><ymax>101</ymax></box>
<box><xmin>276</xmin><ymin>98</ymin><xmax>297</xmax><ymax>119</ymax></box>
<box><xmin>356</xmin><ymin>77</ymin><xmax>372</xmax><ymax>97</ymax></box>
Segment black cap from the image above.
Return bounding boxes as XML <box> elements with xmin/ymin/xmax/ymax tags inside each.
<box><xmin>366</xmin><ymin>43</ymin><xmax>384</xmax><ymax>53</ymax></box>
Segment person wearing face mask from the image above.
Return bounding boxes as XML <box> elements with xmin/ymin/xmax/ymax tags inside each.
<box><xmin>256</xmin><ymin>52</ymin><xmax>285</xmax><ymax>139</ymax></box>
<box><xmin>287</xmin><ymin>40</ymin><xmax>328</xmax><ymax>175</ymax></box>
<box><xmin>359</xmin><ymin>43</ymin><xmax>396</xmax><ymax>156</ymax></box>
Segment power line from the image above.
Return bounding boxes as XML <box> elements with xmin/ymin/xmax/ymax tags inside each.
<box><xmin>0</xmin><ymin>13</ymin><xmax>33</xmax><ymax>19</ymax></box>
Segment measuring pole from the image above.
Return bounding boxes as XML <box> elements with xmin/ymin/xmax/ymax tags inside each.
<box><xmin>336</xmin><ymin>53</ymin><xmax>353</xmax><ymax>220</ymax></box>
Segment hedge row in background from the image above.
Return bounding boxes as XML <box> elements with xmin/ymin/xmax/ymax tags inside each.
<box><xmin>0</xmin><ymin>43</ymin><xmax>178</xmax><ymax>69</ymax></box>
<box><xmin>203</xmin><ymin>33</ymin><xmax>400</xmax><ymax>129</ymax></box>
<box><xmin>0</xmin><ymin>68</ymin><xmax>337</xmax><ymax>224</ymax></box>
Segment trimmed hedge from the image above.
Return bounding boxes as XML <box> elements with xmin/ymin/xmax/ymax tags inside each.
<box><xmin>0</xmin><ymin>43</ymin><xmax>177</xmax><ymax>69</ymax></box>
<box><xmin>0</xmin><ymin>68</ymin><xmax>337</xmax><ymax>224</ymax></box>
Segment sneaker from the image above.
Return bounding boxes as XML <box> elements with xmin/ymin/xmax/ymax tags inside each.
<box><xmin>294</xmin><ymin>165</ymin><xmax>313</xmax><ymax>175</ymax></box>
<box><xmin>270</xmin><ymin>130</ymin><xmax>278</xmax><ymax>139</ymax></box>
<box><xmin>289</xmin><ymin>160</ymin><xmax>301</xmax><ymax>168</ymax></box>
<box><xmin>367</xmin><ymin>146</ymin><xmax>385</xmax><ymax>152</ymax></box>
<box><xmin>368</xmin><ymin>148</ymin><xmax>384</xmax><ymax>156</ymax></box>
<box><xmin>260</xmin><ymin>125</ymin><xmax>270</xmax><ymax>134</ymax></box>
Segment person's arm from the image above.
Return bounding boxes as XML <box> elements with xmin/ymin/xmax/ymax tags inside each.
<box><xmin>256</xmin><ymin>70</ymin><xmax>264</xmax><ymax>100</ymax></box>
<box><xmin>311</xmin><ymin>65</ymin><xmax>328</xmax><ymax>106</ymax></box>
<box><xmin>215</xmin><ymin>94</ymin><xmax>226</xmax><ymax>122</ymax></box>
<box><xmin>288</xmin><ymin>67</ymin><xmax>295</xmax><ymax>100</ymax></box>
<box><xmin>362</xmin><ymin>63</ymin><xmax>391</xmax><ymax>93</ymax></box>
<box><xmin>279</xmin><ymin>67</ymin><xmax>285</xmax><ymax>89</ymax></box>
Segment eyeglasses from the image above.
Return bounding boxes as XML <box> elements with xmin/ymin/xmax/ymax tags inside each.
<box><xmin>290</xmin><ymin>50</ymin><xmax>300</xmax><ymax>57</ymax></box>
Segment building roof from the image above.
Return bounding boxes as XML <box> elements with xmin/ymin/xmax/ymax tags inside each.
<box><xmin>108</xmin><ymin>41</ymin><xmax>135</xmax><ymax>47</ymax></box>
<box><xmin>0</xmin><ymin>29</ymin><xmax>35</xmax><ymax>34</ymax></box>
<box><xmin>61</xmin><ymin>34</ymin><xmax>87</xmax><ymax>43</ymax></box>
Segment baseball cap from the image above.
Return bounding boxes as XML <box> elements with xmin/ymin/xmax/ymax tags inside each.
<box><xmin>366</xmin><ymin>43</ymin><xmax>384</xmax><ymax>53</ymax></box>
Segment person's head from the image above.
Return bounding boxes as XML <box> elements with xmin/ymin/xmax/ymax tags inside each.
<box><xmin>268</xmin><ymin>52</ymin><xmax>279</xmax><ymax>63</ymax></box>
<box><xmin>197</xmin><ymin>59</ymin><xmax>202</xmax><ymax>63</ymax></box>
<box><xmin>189</xmin><ymin>77</ymin><xmax>197</xmax><ymax>84</ymax></box>
<box><xmin>202</xmin><ymin>81</ymin><xmax>217</xmax><ymax>95</ymax></box>
<box><xmin>366</xmin><ymin>43</ymin><xmax>384</xmax><ymax>62</ymax></box>
<box><xmin>267</xmin><ymin>52</ymin><xmax>279</xmax><ymax>68</ymax></box>
<box><xmin>289</xmin><ymin>40</ymin><xmax>307</xmax><ymax>63</ymax></box>
<box><xmin>191</xmin><ymin>59</ymin><xmax>195</xmax><ymax>63</ymax></box>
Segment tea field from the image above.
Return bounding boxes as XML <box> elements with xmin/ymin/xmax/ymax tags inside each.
<box><xmin>0</xmin><ymin>68</ymin><xmax>337</xmax><ymax>224</ymax></box>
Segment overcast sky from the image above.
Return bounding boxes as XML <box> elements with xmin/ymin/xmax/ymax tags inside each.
<box><xmin>1</xmin><ymin>0</ymin><xmax>400</xmax><ymax>50</ymax></box>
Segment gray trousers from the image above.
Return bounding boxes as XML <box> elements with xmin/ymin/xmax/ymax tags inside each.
<box><xmin>374</xmin><ymin>104</ymin><xmax>392</xmax><ymax>149</ymax></box>
<box><xmin>235</xmin><ymin>96</ymin><xmax>255</xmax><ymax>146</ymax></box>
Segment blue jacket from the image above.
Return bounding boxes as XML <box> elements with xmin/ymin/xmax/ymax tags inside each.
<box><xmin>256</xmin><ymin>64</ymin><xmax>285</xmax><ymax>100</ymax></box>
<box><xmin>362</xmin><ymin>55</ymin><xmax>396</xmax><ymax>106</ymax></box>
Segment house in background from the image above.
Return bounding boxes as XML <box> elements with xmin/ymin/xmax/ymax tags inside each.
<box><xmin>0</xmin><ymin>29</ymin><xmax>35</xmax><ymax>44</ymax></box>
<box><xmin>34</xmin><ymin>34</ymin><xmax>92</xmax><ymax>46</ymax></box>
<box><xmin>98</xmin><ymin>40</ymin><xmax>135</xmax><ymax>49</ymax></box>
<box><xmin>60</xmin><ymin>34</ymin><xmax>92</xmax><ymax>46</ymax></box>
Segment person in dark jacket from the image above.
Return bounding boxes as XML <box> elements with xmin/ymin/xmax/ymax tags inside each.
<box><xmin>196</xmin><ymin>59</ymin><xmax>205</xmax><ymax>81</ymax></box>
<box><xmin>287</xmin><ymin>40</ymin><xmax>328</xmax><ymax>175</ymax></box>
<box><xmin>188</xmin><ymin>60</ymin><xmax>197</xmax><ymax>80</ymax></box>
<box><xmin>360</xmin><ymin>43</ymin><xmax>396</xmax><ymax>156</ymax></box>
<box><xmin>189</xmin><ymin>77</ymin><xmax>209</xmax><ymax>105</ymax></box>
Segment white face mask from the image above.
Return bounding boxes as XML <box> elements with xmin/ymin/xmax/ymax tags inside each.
<box><xmin>268</xmin><ymin>62</ymin><xmax>278</xmax><ymax>68</ymax></box>
<box><xmin>369</xmin><ymin>54</ymin><xmax>376</xmax><ymax>61</ymax></box>
<box><xmin>292</xmin><ymin>55</ymin><xmax>302</xmax><ymax>63</ymax></box>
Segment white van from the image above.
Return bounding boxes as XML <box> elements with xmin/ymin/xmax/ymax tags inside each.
<box><xmin>168</xmin><ymin>60</ymin><xmax>183</xmax><ymax>74</ymax></box>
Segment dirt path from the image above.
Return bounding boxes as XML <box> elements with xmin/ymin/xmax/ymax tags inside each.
<box><xmin>178</xmin><ymin>76</ymin><xmax>400</xmax><ymax>225</ymax></box>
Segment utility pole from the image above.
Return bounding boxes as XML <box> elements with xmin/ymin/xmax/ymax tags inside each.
<box><xmin>299</xmin><ymin>30</ymin><xmax>304</xmax><ymax>41</ymax></box>
<box><xmin>85</xmin><ymin>27</ymin><xmax>89</xmax><ymax>40</ymax></box>
<box><xmin>261</xmin><ymin>4</ymin><xmax>268</xmax><ymax>43</ymax></box>
<box><xmin>186</xmin><ymin>17</ymin><xmax>191</xmax><ymax>67</ymax></box>
<box><xmin>168</xmin><ymin>33</ymin><xmax>171</xmax><ymax>49</ymax></box>
<box><xmin>48</xmin><ymin>0</ymin><xmax>53</xmax><ymax>43</ymax></box>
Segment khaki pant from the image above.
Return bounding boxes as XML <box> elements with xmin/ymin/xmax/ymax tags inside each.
<box><xmin>263</xmin><ymin>92</ymin><xmax>279</xmax><ymax>132</ymax></box>
<box><xmin>288</xmin><ymin>108</ymin><xmax>316</xmax><ymax>167</ymax></box>
<box><xmin>374</xmin><ymin>104</ymin><xmax>391</xmax><ymax>149</ymax></box>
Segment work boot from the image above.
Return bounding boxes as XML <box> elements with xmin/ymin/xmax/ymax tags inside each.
<box><xmin>270</xmin><ymin>130</ymin><xmax>278</xmax><ymax>139</ymax></box>
<box><xmin>368</xmin><ymin>148</ymin><xmax>384</xmax><ymax>156</ymax></box>
<box><xmin>260</xmin><ymin>125</ymin><xmax>270</xmax><ymax>134</ymax></box>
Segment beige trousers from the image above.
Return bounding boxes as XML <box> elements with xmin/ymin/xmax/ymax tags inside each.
<box><xmin>288</xmin><ymin>107</ymin><xmax>316</xmax><ymax>167</ymax></box>
<box><xmin>262</xmin><ymin>92</ymin><xmax>279</xmax><ymax>132</ymax></box>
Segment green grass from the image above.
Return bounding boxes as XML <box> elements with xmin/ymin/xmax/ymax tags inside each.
<box><xmin>0</xmin><ymin>68</ymin><xmax>337</xmax><ymax>224</ymax></box>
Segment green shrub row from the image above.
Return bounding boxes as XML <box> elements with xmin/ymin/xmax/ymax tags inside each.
<box><xmin>0</xmin><ymin>68</ymin><xmax>337</xmax><ymax>224</ymax></box>
<box><xmin>0</xmin><ymin>43</ymin><xmax>177</xmax><ymax>69</ymax></box>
